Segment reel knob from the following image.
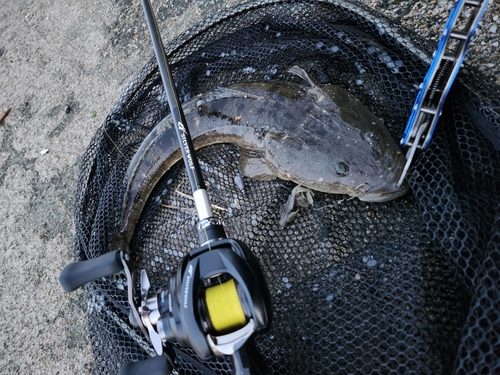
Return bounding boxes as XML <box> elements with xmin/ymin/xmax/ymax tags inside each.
<box><xmin>59</xmin><ymin>250</ymin><xmax>123</xmax><ymax>292</ymax></box>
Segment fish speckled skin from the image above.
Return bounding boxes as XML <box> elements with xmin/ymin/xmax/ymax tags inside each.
<box><xmin>113</xmin><ymin>66</ymin><xmax>407</xmax><ymax>249</ymax></box>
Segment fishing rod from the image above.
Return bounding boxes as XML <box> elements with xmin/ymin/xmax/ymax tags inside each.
<box><xmin>59</xmin><ymin>1</ymin><xmax>272</xmax><ymax>374</ymax></box>
<box><xmin>141</xmin><ymin>0</ymin><xmax>220</xmax><ymax>245</ymax></box>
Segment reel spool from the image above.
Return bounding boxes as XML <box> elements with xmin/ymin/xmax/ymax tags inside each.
<box><xmin>205</xmin><ymin>278</ymin><xmax>248</xmax><ymax>334</ymax></box>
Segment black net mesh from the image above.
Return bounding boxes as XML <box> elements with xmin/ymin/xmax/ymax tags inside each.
<box><xmin>73</xmin><ymin>1</ymin><xmax>500</xmax><ymax>374</ymax></box>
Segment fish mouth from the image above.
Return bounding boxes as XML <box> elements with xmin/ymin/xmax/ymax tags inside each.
<box><xmin>357</xmin><ymin>179</ymin><xmax>409</xmax><ymax>202</ymax></box>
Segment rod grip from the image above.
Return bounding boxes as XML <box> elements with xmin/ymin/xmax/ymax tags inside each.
<box><xmin>119</xmin><ymin>355</ymin><xmax>171</xmax><ymax>375</ymax></box>
<box><xmin>59</xmin><ymin>250</ymin><xmax>123</xmax><ymax>292</ymax></box>
<box><xmin>231</xmin><ymin>340</ymin><xmax>268</xmax><ymax>375</ymax></box>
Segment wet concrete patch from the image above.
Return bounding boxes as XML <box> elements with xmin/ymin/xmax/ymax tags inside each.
<box><xmin>28</xmin><ymin>162</ymin><xmax>78</xmax><ymax>244</ymax></box>
<box><xmin>48</xmin><ymin>94</ymin><xmax>82</xmax><ymax>138</ymax></box>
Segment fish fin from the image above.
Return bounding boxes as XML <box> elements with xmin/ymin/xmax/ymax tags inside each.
<box><xmin>279</xmin><ymin>207</ymin><xmax>297</xmax><ymax>228</ymax></box>
<box><xmin>288</xmin><ymin>65</ymin><xmax>316</xmax><ymax>87</ymax></box>
<box><xmin>238</xmin><ymin>148</ymin><xmax>275</xmax><ymax>180</ymax></box>
<box><xmin>292</xmin><ymin>185</ymin><xmax>315</xmax><ymax>207</ymax></box>
<box><xmin>279</xmin><ymin>185</ymin><xmax>315</xmax><ymax>228</ymax></box>
<box><xmin>288</xmin><ymin>66</ymin><xmax>339</xmax><ymax>112</ymax></box>
<box><xmin>280</xmin><ymin>189</ymin><xmax>298</xmax><ymax>228</ymax></box>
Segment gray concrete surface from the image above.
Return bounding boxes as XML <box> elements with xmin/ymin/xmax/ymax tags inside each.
<box><xmin>0</xmin><ymin>0</ymin><xmax>497</xmax><ymax>374</ymax></box>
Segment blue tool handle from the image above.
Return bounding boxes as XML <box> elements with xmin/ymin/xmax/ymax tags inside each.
<box><xmin>401</xmin><ymin>0</ymin><xmax>490</xmax><ymax>149</ymax></box>
<box><xmin>59</xmin><ymin>250</ymin><xmax>123</xmax><ymax>292</ymax></box>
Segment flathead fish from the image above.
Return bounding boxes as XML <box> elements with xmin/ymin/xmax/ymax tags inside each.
<box><xmin>113</xmin><ymin>66</ymin><xmax>407</xmax><ymax>247</ymax></box>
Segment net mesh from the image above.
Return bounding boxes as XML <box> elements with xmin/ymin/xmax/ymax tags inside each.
<box><xmin>73</xmin><ymin>1</ymin><xmax>500</xmax><ymax>374</ymax></box>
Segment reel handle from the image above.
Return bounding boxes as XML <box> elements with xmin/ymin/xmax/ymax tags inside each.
<box><xmin>59</xmin><ymin>250</ymin><xmax>123</xmax><ymax>292</ymax></box>
<box><xmin>119</xmin><ymin>355</ymin><xmax>171</xmax><ymax>375</ymax></box>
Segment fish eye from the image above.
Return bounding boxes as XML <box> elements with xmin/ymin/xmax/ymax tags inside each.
<box><xmin>364</xmin><ymin>131</ymin><xmax>380</xmax><ymax>143</ymax></box>
<box><xmin>335</xmin><ymin>162</ymin><xmax>349</xmax><ymax>176</ymax></box>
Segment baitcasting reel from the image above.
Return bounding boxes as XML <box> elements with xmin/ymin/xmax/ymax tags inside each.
<box><xmin>135</xmin><ymin>236</ymin><xmax>271</xmax><ymax>360</ymax></box>
<box><xmin>60</xmin><ymin>220</ymin><xmax>271</xmax><ymax>375</ymax></box>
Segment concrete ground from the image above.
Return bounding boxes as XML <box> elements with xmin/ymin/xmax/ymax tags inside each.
<box><xmin>0</xmin><ymin>0</ymin><xmax>497</xmax><ymax>374</ymax></box>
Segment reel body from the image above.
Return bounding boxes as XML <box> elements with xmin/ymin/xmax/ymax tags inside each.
<box><xmin>154</xmin><ymin>238</ymin><xmax>272</xmax><ymax>359</ymax></box>
<box><xmin>60</xmin><ymin>236</ymin><xmax>272</xmax><ymax>374</ymax></box>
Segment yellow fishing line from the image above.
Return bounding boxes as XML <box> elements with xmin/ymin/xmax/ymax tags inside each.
<box><xmin>205</xmin><ymin>279</ymin><xmax>246</xmax><ymax>333</ymax></box>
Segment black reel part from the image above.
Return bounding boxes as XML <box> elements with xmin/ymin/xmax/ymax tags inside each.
<box><xmin>124</xmin><ymin>234</ymin><xmax>273</xmax><ymax>374</ymax></box>
<box><xmin>119</xmin><ymin>355</ymin><xmax>173</xmax><ymax>375</ymax></box>
<box><xmin>59</xmin><ymin>238</ymin><xmax>272</xmax><ymax>375</ymax></box>
<box><xmin>127</xmin><ymin>234</ymin><xmax>272</xmax><ymax>375</ymax></box>
<box><xmin>118</xmin><ymin>340</ymin><xmax>267</xmax><ymax>375</ymax></box>
<box><xmin>151</xmin><ymin>238</ymin><xmax>272</xmax><ymax>360</ymax></box>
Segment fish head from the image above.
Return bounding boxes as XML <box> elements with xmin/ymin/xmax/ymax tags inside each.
<box><xmin>262</xmin><ymin>88</ymin><xmax>408</xmax><ymax>202</ymax></box>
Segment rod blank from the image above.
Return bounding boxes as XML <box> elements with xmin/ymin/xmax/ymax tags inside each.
<box><xmin>141</xmin><ymin>0</ymin><xmax>206</xmax><ymax>193</ymax></box>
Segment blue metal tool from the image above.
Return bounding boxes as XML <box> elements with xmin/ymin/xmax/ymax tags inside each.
<box><xmin>398</xmin><ymin>0</ymin><xmax>490</xmax><ymax>186</ymax></box>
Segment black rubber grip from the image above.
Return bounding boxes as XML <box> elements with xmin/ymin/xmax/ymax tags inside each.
<box><xmin>232</xmin><ymin>340</ymin><xmax>269</xmax><ymax>375</ymax></box>
<box><xmin>119</xmin><ymin>355</ymin><xmax>171</xmax><ymax>375</ymax></box>
<box><xmin>59</xmin><ymin>250</ymin><xmax>123</xmax><ymax>292</ymax></box>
